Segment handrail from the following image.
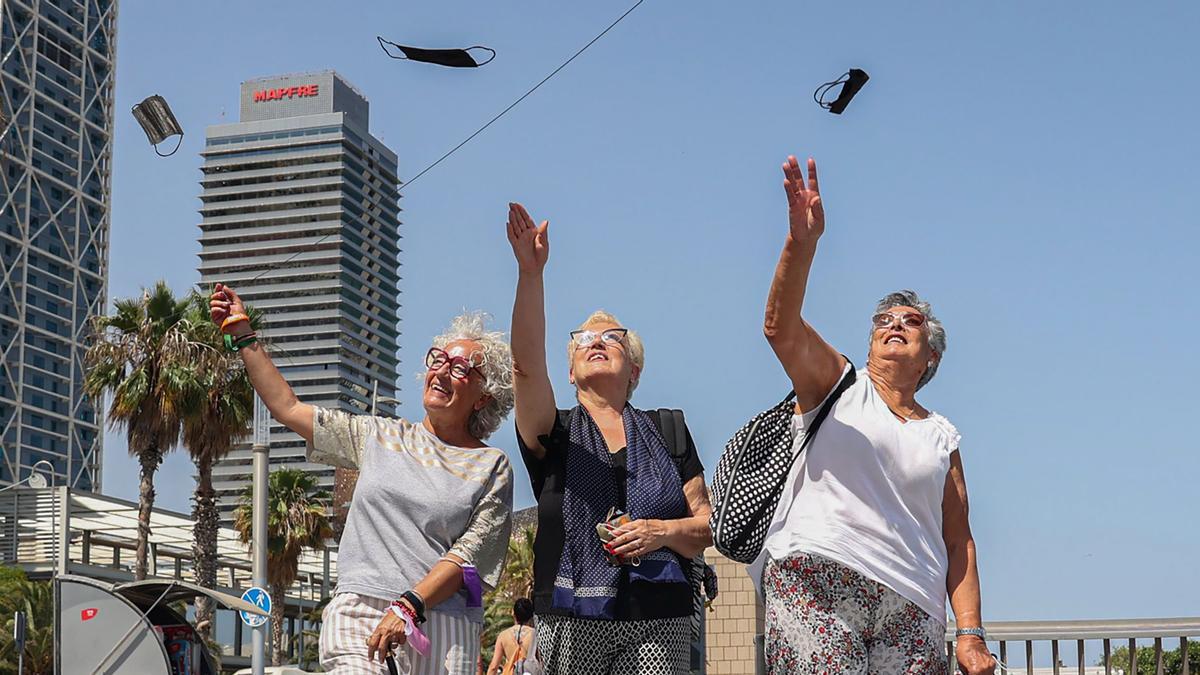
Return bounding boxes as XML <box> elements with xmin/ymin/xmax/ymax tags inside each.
<box><xmin>947</xmin><ymin>618</ymin><xmax>1200</xmax><ymax>641</ymax></box>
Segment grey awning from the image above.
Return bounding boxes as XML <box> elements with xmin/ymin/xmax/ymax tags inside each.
<box><xmin>116</xmin><ymin>578</ymin><xmax>268</xmax><ymax>616</ymax></box>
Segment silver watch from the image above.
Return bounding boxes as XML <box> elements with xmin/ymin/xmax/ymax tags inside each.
<box><xmin>955</xmin><ymin>627</ymin><xmax>987</xmax><ymax>640</ymax></box>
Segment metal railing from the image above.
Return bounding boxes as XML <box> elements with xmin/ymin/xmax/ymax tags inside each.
<box><xmin>944</xmin><ymin>619</ymin><xmax>1197</xmax><ymax>675</ymax></box>
<box><xmin>0</xmin><ymin>487</ymin><xmax>337</xmax><ymax>601</ymax></box>
<box><xmin>750</xmin><ymin>620</ymin><xmax>1199</xmax><ymax>674</ymax></box>
<box><xmin>0</xmin><ymin>486</ymin><xmax>337</xmax><ymax>665</ymax></box>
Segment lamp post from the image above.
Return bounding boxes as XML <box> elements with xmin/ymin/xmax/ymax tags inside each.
<box><xmin>369</xmin><ymin>380</ymin><xmax>401</xmax><ymax>416</ymax></box>
<box><xmin>251</xmin><ymin>395</ymin><xmax>269</xmax><ymax>675</ymax></box>
<box><xmin>13</xmin><ymin>609</ymin><xmax>25</xmax><ymax>675</ymax></box>
<box><xmin>0</xmin><ymin>460</ymin><xmax>54</xmax><ymax>494</ymax></box>
<box><xmin>4</xmin><ymin>459</ymin><xmax>53</xmax><ymax>675</ymax></box>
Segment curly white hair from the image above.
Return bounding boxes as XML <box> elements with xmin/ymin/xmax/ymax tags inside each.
<box><xmin>426</xmin><ymin>311</ymin><xmax>515</xmax><ymax>440</ymax></box>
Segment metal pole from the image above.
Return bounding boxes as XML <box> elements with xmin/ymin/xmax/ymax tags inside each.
<box><xmin>252</xmin><ymin>394</ymin><xmax>270</xmax><ymax>675</ymax></box>
<box><xmin>371</xmin><ymin>380</ymin><xmax>379</xmax><ymax>415</ymax></box>
<box><xmin>15</xmin><ymin>609</ymin><xmax>25</xmax><ymax>675</ymax></box>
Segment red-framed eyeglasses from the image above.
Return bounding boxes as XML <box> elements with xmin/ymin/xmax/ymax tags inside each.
<box><xmin>425</xmin><ymin>347</ymin><xmax>484</xmax><ymax>381</ymax></box>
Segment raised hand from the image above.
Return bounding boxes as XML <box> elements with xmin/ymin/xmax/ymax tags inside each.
<box><xmin>782</xmin><ymin>155</ymin><xmax>824</xmax><ymax>245</ymax></box>
<box><xmin>209</xmin><ymin>283</ymin><xmax>249</xmax><ymax>334</ymax></box>
<box><xmin>506</xmin><ymin>202</ymin><xmax>549</xmax><ymax>274</ymax></box>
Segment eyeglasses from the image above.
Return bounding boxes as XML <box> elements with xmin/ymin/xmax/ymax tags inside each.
<box><xmin>425</xmin><ymin>347</ymin><xmax>484</xmax><ymax>381</ymax></box>
<box><xmin>871</xmin><ymin>311</ymin><xmax>926</xmax><ymax>330</ymax></box>
<box><xmin>570</xmin><ymin>328</ymin><xmax>629</xmax><ymax>350</ymax></box>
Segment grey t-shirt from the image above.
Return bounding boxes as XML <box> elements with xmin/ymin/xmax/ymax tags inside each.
<box><xmin>307</xmin><ymin>408</ymin><xmax>513</xmax><ymax>621</ymax></box>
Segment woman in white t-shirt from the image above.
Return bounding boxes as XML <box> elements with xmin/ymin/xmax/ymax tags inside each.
<box><xmin>756</xmin><ymin>155</ymin><xmax>996</xmax><ymax>675</ymax></box>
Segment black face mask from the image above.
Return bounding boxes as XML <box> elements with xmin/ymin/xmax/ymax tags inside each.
<box><xmin>377</xmin><ymin>36</ymin><xmax>496</xmax><ymax>68</ymax></box>
<box><xmin>131</xmin><ymin>94</ymin><xmax>185</xmax><ymax>156</ymax></box>
<box><xmin>814</xmin><ymin>68</ymin><xmax>870</xmax><ymax>114</ymax></box>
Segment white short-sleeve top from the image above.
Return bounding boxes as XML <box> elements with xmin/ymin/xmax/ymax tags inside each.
<box><xmin>750</xmin><ymin>366</ymin><xmax>961</xmax><ymax>622</ymax></box>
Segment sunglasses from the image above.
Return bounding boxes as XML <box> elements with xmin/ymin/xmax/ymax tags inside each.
<box><xmin>570</xmin><ymin>328</ymin><xmax>628</xmax><ymax>350</ymax></box>
<box><xmin>425</xmin><ymin>347</ymin><xmax>484</xmax><ymax>381</ymax></box>
<box><xmin>871</xmin><ymin>311</ymin><xmax>926</xmax><ymax>330</ymax></box>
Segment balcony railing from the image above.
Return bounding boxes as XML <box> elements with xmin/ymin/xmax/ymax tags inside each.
<box><xmin>0</xmin><ymin>486</ymin><xmax>337</xmax><ymax>667</ymax></box>
<box><xmin>944</xmin><ymin>619</ymin><xmax>1197</xmax><ymax>675</ymax></box>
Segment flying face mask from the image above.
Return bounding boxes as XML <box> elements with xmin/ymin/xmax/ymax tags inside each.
<box><xmin>814</xmin><ymin>68</ymin><xmax>870</xmax><ymax>114</ymax></box>
<box><xmin>377</xmin><ymin>36</ymin><xmax>496</xmax><ymax>68</ymax></box>
<box><xmin>131</xmin><ymin>94</ymin><xmax>185</xmax><ymax>156</ymax></box>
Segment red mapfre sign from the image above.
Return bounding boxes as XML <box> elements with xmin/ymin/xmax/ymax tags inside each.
<box><xmin>253</xmin><ymin>84</ymin><xmax>319</xmax><ymax>103</ymax></box>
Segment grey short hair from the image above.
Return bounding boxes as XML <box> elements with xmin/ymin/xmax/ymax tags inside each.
<box><xmin>427</xmin><ymin>311</ymin><xmax>515</xmax><ymax>440</ymax></box>
<box><xmin>871</xmin><ymin>290</ymin><xmax>947</xmax><ymax>390</ymax></box>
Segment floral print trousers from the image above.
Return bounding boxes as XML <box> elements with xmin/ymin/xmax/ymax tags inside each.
<box><xmin>763</xmin><ymin>553</ymin><xmax>947</xmax><ymax>675</ymax></box>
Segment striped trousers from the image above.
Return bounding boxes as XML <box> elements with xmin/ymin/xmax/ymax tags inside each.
<box><xmin>320</xmin><ymin>592</ymin><xmax>481</xmax><ymax>675</ymax></box>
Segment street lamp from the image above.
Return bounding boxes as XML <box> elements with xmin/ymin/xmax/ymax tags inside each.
<box><xmin>0</xmin><ymin>460</ymin><xmax>55</xmax><ymax>493</ymax></box>
<box><xmin>369</xmin><ymin>380</ymin><xmax>400</xmax><ymax>416</ymax></box>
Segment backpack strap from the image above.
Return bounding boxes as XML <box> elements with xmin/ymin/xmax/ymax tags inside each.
<box><xmin>794</xmin><ymin>364</ymin><xmax>857</xmax><ymax>460</ymax></box>
<box><xmin>655</xmin><ymin>408</ymin><xmax>689</xmax><ymax>461</ymax></box>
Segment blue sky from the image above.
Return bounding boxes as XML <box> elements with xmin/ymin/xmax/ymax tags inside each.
<box><xmin>102</xmin><ymin>1</ymin><xmax>1199</xmax><ymax>623</ymax></box>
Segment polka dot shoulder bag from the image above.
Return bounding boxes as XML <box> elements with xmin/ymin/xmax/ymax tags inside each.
<box><xmin>708</xmin><ymin>365</ymin><xmax>856</xmax><ymax>564</ymax></box>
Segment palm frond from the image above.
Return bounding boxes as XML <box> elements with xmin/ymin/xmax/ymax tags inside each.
<box><xmin>232</xmin><ymin>469</ymin><xmax>332</xmax><ymax>592</ymax></box>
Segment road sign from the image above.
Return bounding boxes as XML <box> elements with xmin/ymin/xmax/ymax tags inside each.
<box><xmin>239</xmin><ymin>587</ymin><xmax>271</xmax><ymax>628</ymax></box>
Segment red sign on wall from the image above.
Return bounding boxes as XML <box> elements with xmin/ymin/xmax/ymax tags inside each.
<box><xmin>253</xmin><ymin>84</ymin><xmax>320</xmax><ymax>103</ymax></box>
<box><xmin>81</xmin><ymin>608</ymin><xmax>98</xmax><ymax>621</ymax></box>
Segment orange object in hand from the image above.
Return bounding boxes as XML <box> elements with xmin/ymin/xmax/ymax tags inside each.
<box><xmin>220</xmin><ymin>312</ymin><xmax>250</xmax><ymax>334</ymax></box>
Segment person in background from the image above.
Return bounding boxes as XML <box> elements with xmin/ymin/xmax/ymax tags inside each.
<box><xmin>486</xmin><ymin>598</ymin><xmax>542</xmax><ymax>675</ymax></box>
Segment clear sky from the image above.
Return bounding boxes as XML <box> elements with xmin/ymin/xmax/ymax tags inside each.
<box><xmin>101</xmin><ymin>1</ymin><xmax>1199</xmax><ymax>623</ymax></box>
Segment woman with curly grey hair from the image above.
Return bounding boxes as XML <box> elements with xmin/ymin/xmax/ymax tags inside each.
<box><xmin>210</xmin><ymin>284</ymin><xmax>515</xmax><ymax>675</ymax></box>
<box><xmin>751</xmin><ymin>155</ymin><xmax>995</xmax><ymax>675</ymax></box>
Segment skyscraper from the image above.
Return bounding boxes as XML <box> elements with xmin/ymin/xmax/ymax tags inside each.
<box><xmin>197</xmin><ymin>71</ymin><xmax>400</xmax><ymax>524</ymax></box>
<box><xmin>0</xmin><ymin>0</ymin><xmax>118</xmax><ymax>490</ymax></box>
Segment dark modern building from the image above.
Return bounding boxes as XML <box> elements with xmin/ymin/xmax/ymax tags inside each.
<box><xmin>197</xmin><ymin>71</ymin><xmax>401</xmax><ymax>524</ymax></box>
<box><xmin>0</xmin><ymin>0</ymin><xmax>118</xmax><ymax>490</ymax></box>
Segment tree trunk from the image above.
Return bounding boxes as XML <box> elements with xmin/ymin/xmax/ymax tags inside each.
<box><xmin>192</xmin><ymin>454</ymin><xmax>218</xmax><ymax>640</ymax></box>
<box><xmin>135</xmin><ymin>448</ymin><xmax>161</xmax><ymax>581</ymax></box>
<box><xmin>270</xmin><ymin>581</ymin><xmax>287</xmax><ymax>666</ymax></box>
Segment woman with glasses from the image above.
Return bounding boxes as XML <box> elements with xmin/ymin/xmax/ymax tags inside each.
<box><xmin>505</xmin><ymin>203</ymin><xmax>713</xmax><ymax>675</ymax></box>
<box><xmin>752</xmin><ymin>156</ymin><xmax>995</xmax><ymax>675</ymax></box>
<box><xmin>210</xmin><ymin>284</ymin><xmax>515</xmax><ymax>675</ymax></box>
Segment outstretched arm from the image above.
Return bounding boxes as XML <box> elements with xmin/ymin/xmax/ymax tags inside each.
<box><xmin>764</xmin><ymin>155</ymin><xmax>845</xmax><ymax>411</ymax></box>
<box><xmin>507</xmin><ymin>202</ymin><xmax>557</xmax><ymax>457</ymax></box>
<box><xmin>209</xmin><ymin>284</ymin><xmax>314</xmax><ymax>442</ymax></box>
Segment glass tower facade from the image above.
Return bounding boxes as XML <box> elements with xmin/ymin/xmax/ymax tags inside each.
<box><xmin>0</xmin><ymin>0</ymin><xmax>117</xmax><ymax>490</ymax></box>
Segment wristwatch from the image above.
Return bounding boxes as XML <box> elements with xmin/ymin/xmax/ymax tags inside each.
<box><xmin>955</xmin><ymin>627</ymin><xmax>987</xmax><ymax>640</ymax></box>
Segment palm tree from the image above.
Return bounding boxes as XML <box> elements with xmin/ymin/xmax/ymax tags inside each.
<box><xmin>0</xmin><ymin>567</ymin><xmax>54</xmax><ymax>674</ymax></box>
<box><xmin>481</xmin><ymin>526</ymin><xmax>536</xmax><ymax>658</ymax></box>
<box><xmin>234</xmin><ymin>468</ymin><xmax>333</xmax><ymax>666</ymax></box>
<box><xmin>175</xmin><ymin>291</ymin><xmax>255</xmax><ymax>641</ymax></box>
<box><xmin>84</xmin><ymin>281</ymin><xmax>196</xmax><ymax>580</ymax></box>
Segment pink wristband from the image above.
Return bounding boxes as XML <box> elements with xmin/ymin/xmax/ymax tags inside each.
<box><xmin>388</xmin><ymin>604</ymin><xmax>431</xmax><ymax>656</ymax></box>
